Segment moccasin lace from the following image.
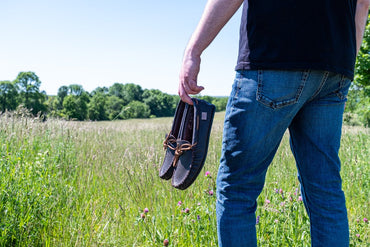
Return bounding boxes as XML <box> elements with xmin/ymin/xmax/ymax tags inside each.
<box><xmin>163</xmin><ymin>133</ymin><xmax>177</xmax><ymax>150</ymax></box>
<box><xmin>168</xmin><ymin>140</ymin><xmax>197</xmax><ymax>167</ymax></box>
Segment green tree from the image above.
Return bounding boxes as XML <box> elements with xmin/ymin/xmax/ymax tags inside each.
<box><xmin>68</xmin><ymin>84</ymin><xmax>85</xmax><ymax>96</ymax></box>
<box><xmin>0</xmin><ymin>80</ymin><xmax>18</xmax><ymax>112</ymax></box>
<box><xmin>14</xmin><ymin>71</ymin><xmax>46</xmax><ymax>115</ymax></box>
<box><xmin>212</xmin><ymin>97</ymin><xmax>228</xmax><ymax>112</ymax></box>
<box><xmin>57</xmin><ymin>86</ymin><xmax>69</xmax><ymax>109</ymax></box>
<box><xmin>121</xmin><ymin>101</ymin><xmax>150</xmax><ymax>119</ymax></box>
<box><xmin>122</xmin><ymin>83</ymin><xmax>143</xmax><ymax>103</ymax></box>
<box><xmin>88</xmin><ymin>92</ymin><xmax>108</xmax><ymax>121</ymax></box>
<box><xmin>45</xmin><ymin>96</ymin><xmax>60</xmax><ymax>118</ymax></box>
<box><xmin>91</xmin><ymin>86</ymin><xmax>108</xmax><ymax>96</ymax></box>
<box><xmin>57</xmin><ymin>84</ymin><xmax>90</xmax><ymax>120</ymax></box>
<box><xmin>108</xmin><ymin>83</ymin><xmax>126</xmax><ymax>101</ymax></box>
<box><xmin>62</xmin><ymin>93</ymin><xmax>89</xmax><ymax>120</ymax></box>
<box><xmin>142</xmin><ymin>89</ymin><xmax>178</xmax><ymax>117</ymax></box>
<box><xmin>106</xmin><ymin>95</ymin><xmax>126</xmax><ymax>120</ymax></box>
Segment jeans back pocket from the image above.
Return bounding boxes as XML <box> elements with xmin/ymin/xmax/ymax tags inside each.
<box><xmin>256</xmin><ymin>70</ymin><xmax>309</xmax><ymax>109</ymax></box>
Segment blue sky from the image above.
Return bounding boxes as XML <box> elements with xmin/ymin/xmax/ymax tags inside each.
<box><xmin>1</xmin><ymin>0</ymin><xmax>242</xmax><ymax>96</ymax></box>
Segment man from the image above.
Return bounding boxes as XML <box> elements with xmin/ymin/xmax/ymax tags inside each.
<box><xmin>178</xmin><ymin>0</ymin><xmax>369</xmax><ymax>246</ymax></box>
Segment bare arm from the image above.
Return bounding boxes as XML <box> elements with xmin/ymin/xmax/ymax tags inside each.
<box><xmin>355</xmin><ymin>0</ymin><xmax>370</xmax><ymax>54</ymax></box>
<box><xmin>178</xmin><ymin>0</ymin><xmax>244</xmax><ymax>104</ymax></box>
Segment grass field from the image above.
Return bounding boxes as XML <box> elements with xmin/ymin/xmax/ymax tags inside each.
<box><xmin>0</xmin><ymin>112</ymin><xmax>369</xmax><ymax>246</ymax></box>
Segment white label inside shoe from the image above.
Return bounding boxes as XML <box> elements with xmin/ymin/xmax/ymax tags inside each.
<box><xmin>201</xmin><ymin>112</ymin><xmax>207</xmax><ymax>120</ymax></box>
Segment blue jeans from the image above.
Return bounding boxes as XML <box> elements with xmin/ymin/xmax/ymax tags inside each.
<box><xmin>216</xmin><ymin>70</ymin><xmax>351</xmax><ymax>247</ymax></box>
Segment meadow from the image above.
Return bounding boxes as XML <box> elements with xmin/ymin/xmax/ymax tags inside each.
<box><xmin>0</xmin><ymin>112</ymin><xmax>369</xmax><ymax>246</ymax></box>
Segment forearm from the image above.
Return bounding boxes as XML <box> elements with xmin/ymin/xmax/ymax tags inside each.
<box><xmin>185</xmin><ymin>0</ymin><xmax>244</xmax><ymax>58</ymax></box>
<box><xmin>355</xmin><ymin>0</ymin><xmax>370</xmax><ymax>53</ymax></box>
<box><xmin>178</xmin><ymin>0</ymin><xmax>244</xmax><ymax>104</ymax></box>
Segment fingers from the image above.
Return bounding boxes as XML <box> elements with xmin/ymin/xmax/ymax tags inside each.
<box><xmin>179</xmin><ymin>79</ymin><xmax>204</xmax><ymax>105</ymax></box>
<box><xmin>178</xmin><ymin>53</ymin><xmax>204</xmax><ymax>105</ymax></box>
<box><xmin>184</xmin><ymin>79</ymin><xmax>204</xmax><ymax>94</ymax></box>
<box><xmin>178</xmin><ymin>87</ymin><xmax>193</xmax><ymax>105</ymax></box>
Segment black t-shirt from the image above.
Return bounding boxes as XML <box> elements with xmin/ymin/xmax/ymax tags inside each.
<box><xmin>236</xmin><ymin>0</ymin><xmax>357</xmax><ymax>79</ymax></box>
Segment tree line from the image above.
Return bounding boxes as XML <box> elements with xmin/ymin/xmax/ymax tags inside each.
<box><xmin>0</xmin><ymin>71</ymin><xmax>228</xmax><ymax>121</ymax></box>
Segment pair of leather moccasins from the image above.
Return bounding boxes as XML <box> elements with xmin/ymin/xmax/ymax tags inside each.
<box><xmin>159</xmin><ymin>98</ymin><xmax>215</xmax><ymax>190</ymax></box>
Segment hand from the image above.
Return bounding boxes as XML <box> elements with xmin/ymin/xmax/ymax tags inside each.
<box><xmin>178</xmin><ymin>53</ymin><xmax>204</xmax><ymax>105</ymax></box>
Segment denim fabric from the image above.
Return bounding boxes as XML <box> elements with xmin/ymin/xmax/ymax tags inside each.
<box><xmin>216</xmin><ymin>70</ymin><xmax>351</xmax><ymax>247</ymax></box>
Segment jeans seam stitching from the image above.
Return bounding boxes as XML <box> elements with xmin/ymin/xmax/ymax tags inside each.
<box><xmin>294</xmin><ymin>69</ymin><xmax>310</xmax><ymax>103</ymax></box>
<box><xmin>308</xmin><ymin>71</ymin><xmax>329</xmax><ymax>102</ymax></box>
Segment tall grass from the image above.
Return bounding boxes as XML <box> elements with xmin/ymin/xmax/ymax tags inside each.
<box><xmin>0</xmin><ymin>112</ymin><xmax>368</xmax><ymax>246</ymax></box>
